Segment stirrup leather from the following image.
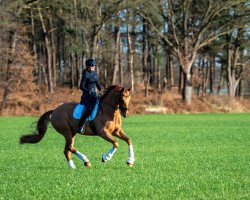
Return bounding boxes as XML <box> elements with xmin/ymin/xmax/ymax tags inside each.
<box><xmin>78</xmin><ymin>124</ymin><xmax>85</xmax><ymax>134</ymax></box>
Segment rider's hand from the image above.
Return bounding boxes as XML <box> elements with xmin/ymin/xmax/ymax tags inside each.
<box><xmin>89</xmin><ymin>89</ymin><xmax>97</xmax><ymax>97</ymax></box>
<box><xmin>98</xmin><ymin>90</ymin><xmax>105</xmax><ymax>97</ymax></box>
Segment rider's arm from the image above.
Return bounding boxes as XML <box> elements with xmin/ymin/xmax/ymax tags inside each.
<box><xmin>80</xmin><ymin>72</ymin><xmax>88</xmax><ymax>92</ymax></box>
<box><xmin>94</xmin><ymin>72</ymin><xmax>102</xmax><ymax>91</ymax></box>
<box><xmin>96</xmin><ymin>80</ymin><xmax>102</xmax><ymax>91</ymax></box>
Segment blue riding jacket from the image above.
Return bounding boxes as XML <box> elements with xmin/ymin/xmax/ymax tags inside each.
<box><xmin>80</xmin><ymin>69</ymin><xmax>102</xmax><ymax>112</ymax></box>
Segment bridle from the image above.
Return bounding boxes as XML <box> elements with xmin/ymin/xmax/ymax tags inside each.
<box><xmin>101</xmin><ymin>93</ymin><xmax>130</xmax><ymax>114</ymax></box>
<box><xmin>118</xmin><ymin>96</ymin><xmax>129</xmax><ymax>113</ymax></box>
<box><xmin>101</xmin><ymin>100</ymin><xmax>119</xmax><ymax>110</ymax></box>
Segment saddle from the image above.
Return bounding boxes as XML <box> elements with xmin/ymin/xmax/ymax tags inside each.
<box><xmin>73</xmin><ymin>100</ymin><xmax>99</xmax><ymax>121</ymax></box>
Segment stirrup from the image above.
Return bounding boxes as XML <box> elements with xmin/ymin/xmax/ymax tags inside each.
<box><xmin>78</xmin><ymin>125</ymin><xmax>85</xmax><ymax>134</ymax></box>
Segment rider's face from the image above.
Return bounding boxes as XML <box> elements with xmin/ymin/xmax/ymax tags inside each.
<box><xmin>88</xmin><ymin>66</ymin><xmax>95</xmax><ymax>71</ymax></box>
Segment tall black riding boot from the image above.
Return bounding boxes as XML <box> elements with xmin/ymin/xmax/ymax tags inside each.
<box><xmin>78</xmin><ymin>111</ymin><xmax>90</xmax><ymax>134</ymax></box>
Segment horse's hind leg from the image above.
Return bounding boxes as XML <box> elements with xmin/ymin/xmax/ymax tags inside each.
<box><xmin>114</xmin><ymin>129</ymin><xmax>135</xmax><ymax>166</ymax></box>
<box><xmin>64</xmin><ymin>134</ymin><xmax>90</xmax><ymax>169</ymax></box>
<box><xmin>64</xmin><ymin>135</ymin><xmax>76</xmax><ymax>169</ymax></box>
<box><xmin>72</xmin><ymin>136</ymin><xmax>91</xmax><ymax>167</ymax></box>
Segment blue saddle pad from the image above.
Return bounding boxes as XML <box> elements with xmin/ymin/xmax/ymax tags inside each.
<box><xmin>73</xmin><ymin>100</ymin><xmax>99</xmax><ymax>121</ymax></box>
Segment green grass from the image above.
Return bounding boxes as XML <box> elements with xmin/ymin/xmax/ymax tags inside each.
<box><xmin>0</xmin><ymin>113</ymin><xmax>250</xmax><ymax>199</ymax></box>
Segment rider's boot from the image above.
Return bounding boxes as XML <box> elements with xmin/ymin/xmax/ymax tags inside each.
<box><xmin>78</xmin><ymin>112</ymin><xmax>90</xmax><ymax>134</ymax></box>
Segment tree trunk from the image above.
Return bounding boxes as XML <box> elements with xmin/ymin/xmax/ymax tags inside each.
<box><xmin>226</xmin><ymin>30</ymin><xmax>244</xmax><ymax>97</ymax></box>
<box><xmin>1</xmin><ymin>85</ymin><xmax>11</xmax><ymax>115</ymax></box>
<box><xmin>75</xmin><ymin>52</ymin><xmax>80</xmax><ymax>88</ymax></box>
<box><xmin>127</xmin><ymin>31</ymin><xmax>134</xmax><ymax>92</ymax></box>
<box><xmin>142</xmin><ymin>18</ymin><xmax>148</xmax><ymax>81</ymax></box>
<box><xmin>144</xmin><ymin>73</ymin><xmax>151</xmax><ymax>97</ymax></box>
<box><xmin>181</xmin><ymin>65</ymin><xmax>193</xmax><ymax>104</ymax></box>
<box><xmin>49</xmin><ymin>13</ymin><xmax>57</xmax><ymax>87</ymax></box>
<box><xmin>6</xmin><ymin>30</ymin><xmax>17</xmax><ymax>78</ymax></box>
<box><xmin>42</xmin><ymin>63</ymin><xmax>48</xmax><ymax>85</ymax></box>
<box><xmin>217</xmin><ymin>66</ymin><xmax>224</xmax><ymax>94</ymax></box>
<box><xmin>147</xmin><ymin>41</ymin><xmax>153</xmax><ymax>85</ymax></box>
<box><xmin>209</xmin><ymin>57</ymin><xmax>215</xmax><ymax>94</ymax></box>
<box><xmin>165</xmin><ymin>52</ymin><xmax>174</xmax><ymax>90</ymax></box>
<box><xmin>162</xmin><ymin>77</ymin><xmax>167</xmax><ymax>93</ymax></box>
<box><xmin>178</xmin><ymin>65</ymin><xmax>184</xmax><ymax>94</ymax></box>
<box><xmin>60</xmin><ymin>33</ymin><xmax>66</xmax><ymax>85</ymax></box>
<box><xmin>119</xmin><ymin>44</ymin><xmax>123</xmax><ymax>86</ymax></box>
<box><xmin>169</xmin><ymin>53</ymin><xmax>174</xmax><ymax>88</ymax></box>
<box><xmin>177</xmin><ymin>49</ymin><xmax>196</xmax><ymax>103</ymax></box>
<box><xmin>227</xmin><ymin>44</ymin><xmax>241</xmax><ymax>97</ymax></box>
<box><xmin>30</xmin><ymin>9</ymin><xmax>39</xmax><ymax>76</ymax></box>
<box><xmin>70</xmin><ymin>52</ymin><xmax>75</xmax><ymax>89</ymax></box>
<box><xmin>202</xmin><ymin>56</ymin><xmax>209</xmax><ymax>95</ymax></box>
<box><xmin>183</xmin><ymin>72</ymin><xmax>192</xmax><ymax>104</ymax></box>
<box><xmin>127</xmin><ymin>9</ymin><xmax>134</xmax><ymax>92</ymax></box>
<box><xmin>154</xmin><ymin>44</ymin><xmax>160</xmax><ymax>90</ymax></box>
<box><xmin>38</xmin><ymin>6</ymin><xmax>54</xmax><ymax>93</ymax></box>
<box><xmin>90</xmin><ymin>4</ymin><xmax>101</xmax><ymax>59</ymax></box>
<box><xmin>237</xmin><ymin>79</ymin><xmax>243</xmax><ymax>98</ymax></box>
<box><xmin>112</xmin><ymin>14</ymin><xmax>121</xmax><ymax>85</ymax></box>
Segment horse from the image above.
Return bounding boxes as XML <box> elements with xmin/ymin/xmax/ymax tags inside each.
<box><xmin>19</xmin><ymin>85</ymin><xmax>135</xmax><ymax>169</ymax></box>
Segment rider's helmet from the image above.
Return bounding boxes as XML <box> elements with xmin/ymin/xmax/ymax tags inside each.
<box><xmin>85</xmin><ymin>58</ymin><xmax>96</xmax><ymax>67</ymax></box>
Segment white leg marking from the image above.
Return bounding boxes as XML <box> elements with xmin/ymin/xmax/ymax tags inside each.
<box><xmin>67</xmin><ymin>160</ymin><xmax>76</xmax><ymax>169</ymax></box>
<box><xmin>102</xmin><ymin>147</ymin><xmax>117</xmax><ymax>162</ymax></box>
<box><xmin>75</xmin><ymin>151</ymin><xmax>89</xmax><ymax>163</ymax></box>
<box><xmin>127</xmin><ymin>144</ymin><xmax>135</xmax><ymax>164</ymax></box>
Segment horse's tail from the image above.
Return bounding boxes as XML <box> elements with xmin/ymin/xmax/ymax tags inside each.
<box><xmin>19</xmin><ymin>110</ymin><xmax>54</xmax><ymax>144</ymax></box>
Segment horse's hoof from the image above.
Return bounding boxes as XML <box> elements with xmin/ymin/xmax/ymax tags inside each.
<box><xmin>84</xmin><ymin>162</ymin><xmax>91</xmax><ymax>167</ymax></box>
<box><xmin>102</xmin><ymin>154</ymin><xmax>108</xmax><ymax>162</ymax></box>
<box><xmin>127</xmin><ymin>162</ymin><xmax>133</xmax><ymax>167</ymax></box>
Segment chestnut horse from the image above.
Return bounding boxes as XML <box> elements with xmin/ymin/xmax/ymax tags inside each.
<box><xmin>19</xmin><ymin>85</ymin><xmax>135</xmax><ymax>169</ymax></box>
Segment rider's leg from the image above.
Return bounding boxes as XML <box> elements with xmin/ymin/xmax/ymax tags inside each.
<box><xmin>78</xmin><ymin>110</ymin><xmax>91</xmax><ymax>133</ymax></box>
<box><xmin>78</xmin><ymin>95</ymin><xmax>97</xmax><ymax>133</ymax></box>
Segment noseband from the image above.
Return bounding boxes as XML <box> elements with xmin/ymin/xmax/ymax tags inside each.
<box><xmin>118</xmin><ymin>98</ymin><xmax>129</xmax><ymax>113</ymax></box>
<box><xmin>101</xmin><ymin>95</ymin><xmax>129</xmax><ymax>113</ymax></box>
<box><xmin>100</xmin><ymin>86</ymin><xmax>130</xmax><ymax>114</ymax></box>
<box><xmin>102</xmin><ymin>98</ymin><xmax>129</xmax><ymax>112</ymax></box>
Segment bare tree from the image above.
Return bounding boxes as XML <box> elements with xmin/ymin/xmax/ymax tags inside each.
<box><xmin>139</xmin><ymin>0</ymin><xmax>247</xmax><ymax>103</ymax></box>
<box><xmin>37</xmin><ymin>5</ymin><xmax>54</xmax><ymax>93</ymax></box>
<box><xmin>126</xmin><ymin>8</ymin><xmax>135</xmax><ymax>92</ymax></box>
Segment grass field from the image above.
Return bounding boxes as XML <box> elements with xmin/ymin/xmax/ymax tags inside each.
<box><xmin>0</xmin><ymin>113</ymin><xmax>250</xmax><ymax>199</ymax></box>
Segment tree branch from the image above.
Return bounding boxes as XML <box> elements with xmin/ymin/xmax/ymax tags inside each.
<box><xmin>168</xmin><ymin>0</ymin><xmax>179</xmax><ymax>46</ymax></box>
<box><xmin>139</xmin><ymin>10</ymin><xmax>175</xmax><ymax>50</ymax></box>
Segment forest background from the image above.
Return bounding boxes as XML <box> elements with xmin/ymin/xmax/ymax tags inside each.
<box><xmin>0</xmin><ymin>0</ymin><xmax>249</xmax><ymax>116</ymax></box>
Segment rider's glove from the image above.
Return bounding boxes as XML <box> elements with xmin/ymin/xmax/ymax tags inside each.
<box><xmin>89</xmin><ymin>89</ymin><xmax>97</xmax><ymax>97</ymax></box>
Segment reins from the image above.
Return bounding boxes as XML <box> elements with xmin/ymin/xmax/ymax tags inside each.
<box><xmin>101</xmin><ymin>100</ymin><xmax>119</xmax><ymax>110</ymax></box>
<box><xmin>101</xmin><ymin>100</ymin><xmax>129</xmax><ymax>112</ymax></box>
<box><xmin>99</xmin><ymin>85</ymin><xmax>129</xmax><ymax>115</ymax></box>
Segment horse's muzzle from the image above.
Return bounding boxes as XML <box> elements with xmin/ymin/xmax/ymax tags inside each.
<box><xmin>121</xmin><ymin>111</ymin><xmax>129</xmax><ymax>118</ymax></box>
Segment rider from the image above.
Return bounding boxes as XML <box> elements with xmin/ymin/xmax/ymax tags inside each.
<box><xmin>78</xmin><ymin>58</ymin><xmax>102</xmax><ymax>133</ymax></box>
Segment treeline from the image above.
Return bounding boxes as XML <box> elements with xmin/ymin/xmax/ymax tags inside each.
<box><xmin>0</xmin><ymin>0</ymin><xmax>249</xmax><ymax>104</ymax></box>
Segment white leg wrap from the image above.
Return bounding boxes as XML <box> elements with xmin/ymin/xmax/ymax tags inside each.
<box><xmin>67</xmin><ymin>160</ymin><xmax>76</xmax><ymax>169</ymax></box>
<box><xmin>127</xmin><ymin>144</ymin><xmax>135</xmax><ymax>164</ymax></box>
<box><xmin>75</xmin><ymin>151</ymin><xmax>89</xmax><ymax>163</ymax></box>
<box><xmin>103</xmin><ymin>147</ymin><xmax>117</xmax><ymax>161</ymax></box>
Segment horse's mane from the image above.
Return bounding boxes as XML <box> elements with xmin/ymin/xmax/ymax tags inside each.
<box><xmin>100</xmin><ymin>85</ymin><xmax>121</xmax><ymax>101</ymax></box>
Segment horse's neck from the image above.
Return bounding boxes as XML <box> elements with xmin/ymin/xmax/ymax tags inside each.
<box><xmin>100</xmin><ymin>92</ymin><xmax>119</xmax><ymax>112</ymax></box>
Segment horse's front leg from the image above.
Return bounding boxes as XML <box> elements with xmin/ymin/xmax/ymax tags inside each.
<box><xmin>98</xmin><ymin>129</ymin><xmax>118</xmax><ymax>162</ymax></box>
<box><xmin>114</xmin><ymin>129</ymin><xmax>135</xmax><ymax>166</ymax></box>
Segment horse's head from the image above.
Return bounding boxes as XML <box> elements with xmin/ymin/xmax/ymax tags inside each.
<box><xmin>118</xmin><ymin>87</ymin><xmax>131</xmax><ymax>118</ymax></box>
<box><xmin>101</xmin><ymin>85</ymin><xmax>131</xmax><ymax>118</ymax></box>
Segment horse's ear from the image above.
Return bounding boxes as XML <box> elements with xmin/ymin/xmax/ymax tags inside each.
<box><xmin>120</xmin><ymin>87</ymin><xmax>125</xmax><ymax>93</ymax></box>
